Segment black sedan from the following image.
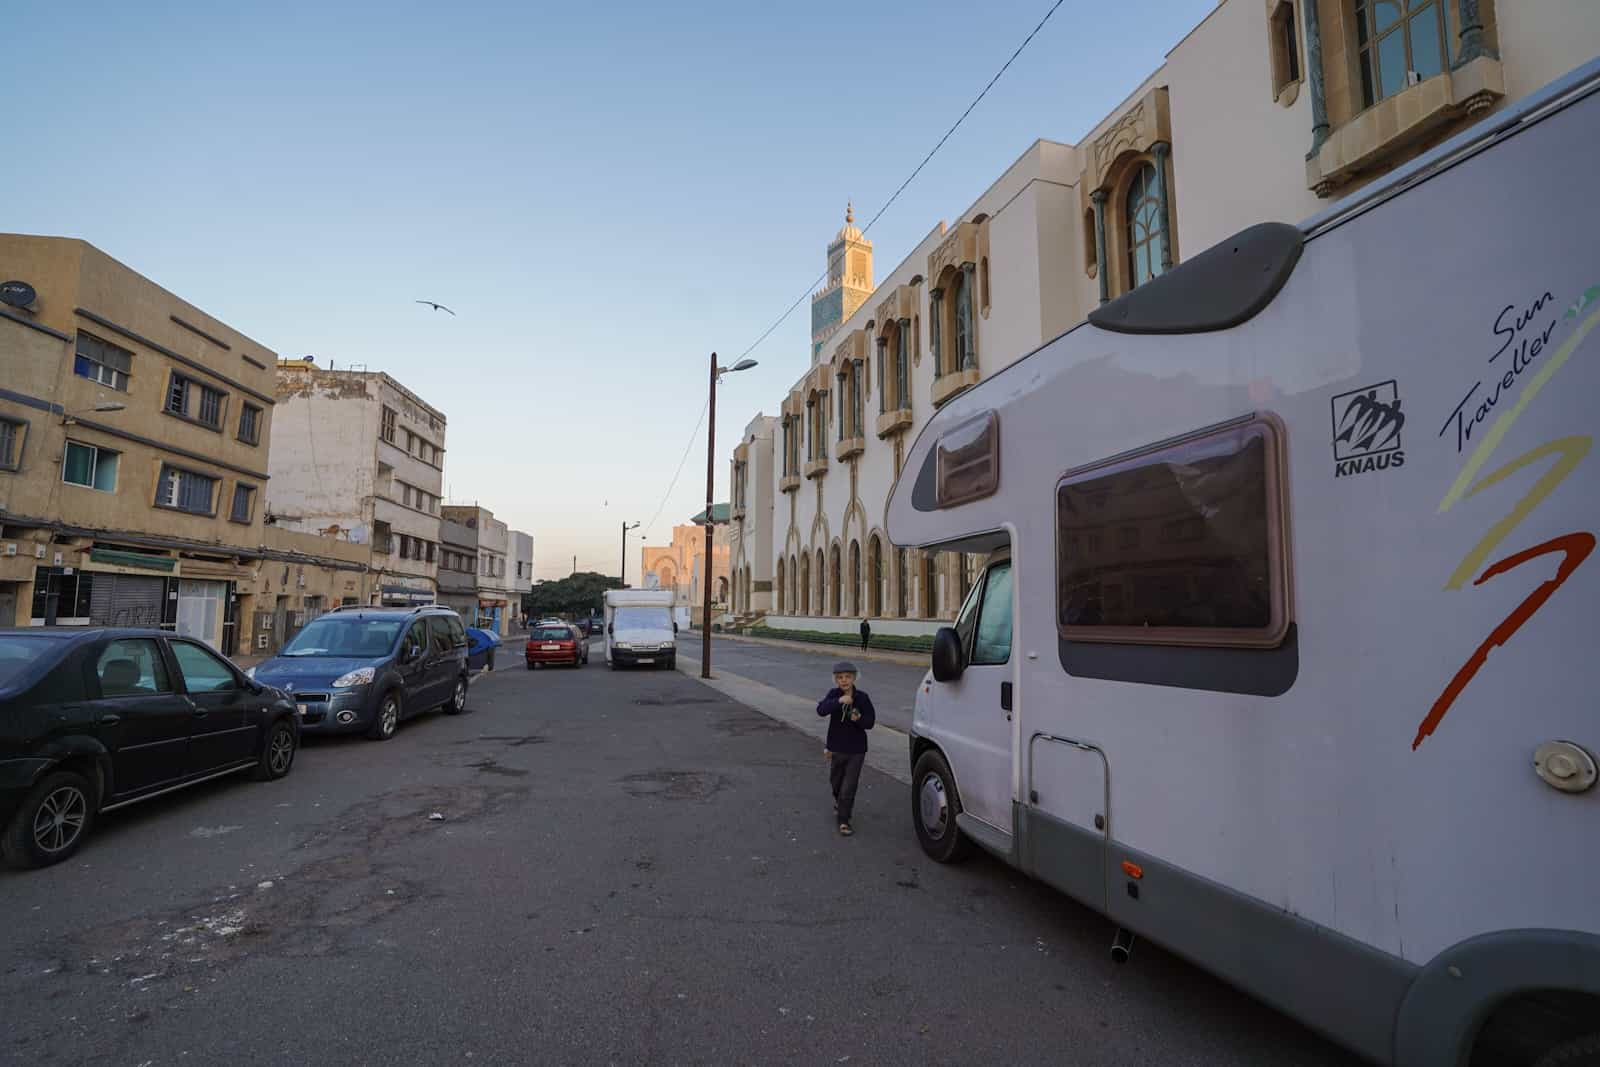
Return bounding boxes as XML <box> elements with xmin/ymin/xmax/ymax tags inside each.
<box><xmin>0</xmin><ymin>628</ymin><xmax>300</xmax><ymax>869</ymax></box>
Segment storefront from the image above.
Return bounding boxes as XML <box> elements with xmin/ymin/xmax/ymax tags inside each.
<box><xmin>31</xmin><ymin>547</ymin><xmax>180</xmax><ymax>629</ymax></box>
<box><xmin>381</xmin><ymin>581</ymin><xmax>434</xmax><ymax>607</ymax></box>
<box><xmin>477</xmin><ymin>598</ymin><xmax>507</xmax><ymax>634</ymax></box>
<box><xmin>176</xmin><ymin>578</ymin><xmax>231</xmax><ymax>650</ymax></box>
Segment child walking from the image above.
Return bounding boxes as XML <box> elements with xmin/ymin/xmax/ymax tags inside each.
<box><xmin>817</xmin><ymin>661</ymin><xmax>876</xmax><ymax>836</ymax></box>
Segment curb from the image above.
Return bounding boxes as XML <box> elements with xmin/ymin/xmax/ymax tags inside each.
<box><xmin>677</xmin><ymin>656</ymin><xmax>911</xmax><ymax>785</ymax></box>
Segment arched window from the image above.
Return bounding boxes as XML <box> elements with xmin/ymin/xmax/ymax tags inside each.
<box><xmin>815</xmin><ymin>549</ymin><xmax>825</xmax><ymax>614</ymax></box>
<box><xmin>868</xmin><ymin>536</ymin><xmax>883</xmax><ymax>617</ymax></box>
<box><xmin>951</xmin><ymin>269</ymin><xmax>972</xmax><ymax>372</ymax></box>
<box><xmin>896</xmin><ymin>547</ymin><xmax>909</xmax><ymax>617</ymax></box>
<box><xmin>828</xmin><ymin>544</ymin><xmax>842</xmax><ymax>617</ymax></box>
<box><xmin>800</xmin><ymin>553</ymin><xmax>811</xmax><ymax>614</ymax></box>
<box><xmin>849</xmin><ymin>540</ymin><xmax>861</xmax><ymax>616</ymax></box>
<box><xmin>776</xmin><ymin>557</ymin><xmax>786</xmax><ymax>613</ymax></box>
<box><xmin>1126</xmin><ymin>161</ymin><xmax>1168</xmax><ymax>290</ymax></box>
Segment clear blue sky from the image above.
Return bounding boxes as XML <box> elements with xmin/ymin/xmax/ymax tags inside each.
<box><xmin>2</xmin><ymin>0</ymin><xmax>1217</xmax><ymax>579</ymax></box>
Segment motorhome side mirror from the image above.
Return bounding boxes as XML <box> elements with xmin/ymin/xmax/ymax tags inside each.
<box><xmin>931</xmin><ymin>627</ymin><xmax>966</xmax><ymax>682</ymax></box>
<box><xmin>607</xmin><ymin>623</ymin><xmax>614</xmax><ymax>635</ymax></box>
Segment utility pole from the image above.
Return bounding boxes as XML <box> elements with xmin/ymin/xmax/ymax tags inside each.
<box><xmin>702</xmin><ymin>350</ymin><xmax>717</xmax><ymax>679</ymax></box>
<box><xmin>621</xmin><ymin>520</ymin><xmax>640</xmax><ymax>587</ymax></box>
<box><xmin>701</xmin><ymin>352</ymin><xmax>757</xmax><ymax>679</ymax></box>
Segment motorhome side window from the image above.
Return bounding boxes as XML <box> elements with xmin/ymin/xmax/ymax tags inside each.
<box><xmin>1056</xmin><ymin>416</ymin><xmax>1290</xmax><ymax>648</ymax></box>
<box><xmin>936</xmin><ymin>411</ymin><xmax>999</xmax><ymax>507</ymax></box>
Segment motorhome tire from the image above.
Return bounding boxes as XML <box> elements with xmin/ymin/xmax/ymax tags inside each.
<box><xmin>912</xmin><ymin>750</ymin><xmax>974</xmax><ymax>863</ymax></box>
<box><xmin>1532</xmin><ymin>1033</ymin><xmax>1600</xmax><ymax>1067</ymax></box>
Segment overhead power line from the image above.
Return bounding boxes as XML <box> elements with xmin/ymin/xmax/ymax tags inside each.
<box><xmin>643</xmin><ymin>395</ymin><xmax>710</xmax><ymax>537</ymax></box>
<box><xmin>732</xmin><ymin>0</ymin><xmax>1067</xmax><ymax>363</ymax></box>
<box><xmin>639</xmin><ymin>0</ymin><xmax>1065</xmax><ymax>535</ymax></box>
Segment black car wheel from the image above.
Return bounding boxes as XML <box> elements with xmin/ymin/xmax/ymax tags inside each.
<box><xmin>253</xmin><ymin>720</ymin><xmax>297</xmax><ymax>781</ymax></box>
<box><xmin>912</xmin><ymin>749</ymin><xmax>975</xmax><ymax>864</ymax></box>
<box><xmin>2</xmin><ymin>770</ymin><xmax>96</xmax><ymax>870</ymax></box>
<box><xmin>443</xmin><ymin>675</ymin><xmax>467</xmax><ymax>715</ymax></box>
<box><xmin>367</xmin><ymin>692</ymin><xmax>401</xmax><ymax>741</ymax></box>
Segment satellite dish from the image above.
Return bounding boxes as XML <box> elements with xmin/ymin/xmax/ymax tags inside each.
<box><xmin>0</xmin><ymin>280</ymin><xmax>37</xmax><ymax>308</ymax></box>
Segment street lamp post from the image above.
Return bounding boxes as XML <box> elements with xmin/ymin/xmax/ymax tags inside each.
<box><xmin>702</xmin><ymin>352</ymin><xmax>757</xmax><ymax>679</ymax></box>
<box><xmin>620</xmin><ymin>521</ymin><xmax>640</xmax><ymax>587</ymax></box>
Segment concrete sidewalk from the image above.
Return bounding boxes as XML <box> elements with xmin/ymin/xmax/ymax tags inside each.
<box><xmin>677</xmin><ymin>654</ymin><xmax>914</xmax><ymax>785</ymax></box>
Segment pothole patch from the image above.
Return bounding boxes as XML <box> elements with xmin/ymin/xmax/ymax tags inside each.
<box><xmin>620</xmin><ymin>770</ymin><xmax>731</xmax><ymax>800</ymax></box>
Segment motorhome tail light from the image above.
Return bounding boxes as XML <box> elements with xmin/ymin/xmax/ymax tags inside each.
<box><xmin>1121</xmin><ymin>860</ymin><xmax>1144</xmax><ymax>880</ymax></box>
<box><xmin>935</xmin><ymin>410</ymin><xmax>999</xmax><ymax>507</ymax></box>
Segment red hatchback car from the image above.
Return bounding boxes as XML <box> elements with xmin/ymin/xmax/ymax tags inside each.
<box><xmin>525</xmin><ymin>624</ymin><xmax>587</xmax><ymax>669</ymax></box>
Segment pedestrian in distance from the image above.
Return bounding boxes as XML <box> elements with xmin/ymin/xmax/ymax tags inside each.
<box><xmin>859</xmin><ymin>617</ymin><xmax>871</xmax><ymax>650</ymax></box>
<box><xmin>816</xmin><ymin>661</ymin><xmax>875</xmax><ymax>836</ymax></box>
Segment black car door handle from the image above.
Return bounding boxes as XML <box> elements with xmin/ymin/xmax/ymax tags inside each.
<box><xmin>99</xmin><ymin>714</ymin><xmax>121</xmax><ymax>725</ymax></box>
<box><xmin>192</xmin><ymin>708</ymin><xmax>208</xmax><ymax>717</ymax></box>
<box><xmin>1000</xmin><ymin>681</ymin><xmax>1013</xmax><ymax>712</ymax></box>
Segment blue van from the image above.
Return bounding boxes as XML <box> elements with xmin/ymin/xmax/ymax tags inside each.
<box><xmin>248</xmin><ymin>606</ymin><xmax>469</xmax><ymax>741</ymax></box>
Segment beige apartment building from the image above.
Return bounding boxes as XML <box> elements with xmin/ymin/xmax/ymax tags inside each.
<box><xmin>734</xmin><ymin>0</ymin><xmax>1599</xmax><ymax>635</ymax></box>
<box><xmin>268</xmin><ymin>362</ymin><xmax>446</xmax><ymax>608</ymax></box>
<box><xmin>642</xmin><ymin>508</ymin><xmax>731</xmax><ymax>623</ymax></box>
<box><xmin>440</xmin><ymin>505</ymin><xmax>518</xmax><ymax>634</ymax></box>
<box><xmin>0</xmin><ymin>233</ymin><xmax>368</xmax><ymax>650</ymax></box>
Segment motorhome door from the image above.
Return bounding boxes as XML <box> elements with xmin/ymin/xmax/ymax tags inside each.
<box><xmin>926</xmin><ymin>556</ymin><xmax>1015</xmax><ymax>833</ymax></box>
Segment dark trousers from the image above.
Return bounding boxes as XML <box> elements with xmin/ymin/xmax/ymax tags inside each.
<box><xmin>829</xmin><ymin>752</ymin><xmax>865</xmax><ymax>823</ymax></box>
<box><xmin>860</xmin><ymin>633</ymin><xmax>869</xmax><ymax>649</ymax></box>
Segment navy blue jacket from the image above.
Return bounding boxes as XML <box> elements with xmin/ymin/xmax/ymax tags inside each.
<box><xmin>816</xmin><ymin>687</ymin><xmax>876</xmax><ymax>754</ymax></box>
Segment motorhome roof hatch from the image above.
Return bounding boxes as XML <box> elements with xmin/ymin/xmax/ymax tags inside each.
<box><xmin>1088</xmin><ymin>221</ymin><xmax>1303</xmax><ymax>335</ymax></box>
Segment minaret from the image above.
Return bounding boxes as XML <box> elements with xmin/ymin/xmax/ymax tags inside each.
<box><xmin>810</xmin><ymin>202</ymin><xmax>874</xmax><ymax>362</ymax></box>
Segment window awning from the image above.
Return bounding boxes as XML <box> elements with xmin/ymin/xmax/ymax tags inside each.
<box><xmin>89</xmin><ymin>547</ymin><xmax>177</xmax><ymax>572</ymax></box>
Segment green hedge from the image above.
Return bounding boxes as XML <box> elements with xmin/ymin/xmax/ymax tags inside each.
<box><xmin>742</xmin><ymin>625</ymin><xmax>934</xmax><ymax>654</ymax></box>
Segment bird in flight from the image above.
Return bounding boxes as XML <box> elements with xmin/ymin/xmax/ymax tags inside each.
<box><xmin>415</xmin><ymin>300</ymin><xmax>456</xmax><ymax>315</ymax></box>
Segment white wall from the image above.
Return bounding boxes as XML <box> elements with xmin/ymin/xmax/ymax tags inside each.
<box><xmin>267</xmin><ymin>375</ymin><xmax>381</xmax><ymax>542</ymax></box>
<box><xmin>762</xmin><ymin>614</ymin><xmax>941</xmax><ymax>638</ymax></box>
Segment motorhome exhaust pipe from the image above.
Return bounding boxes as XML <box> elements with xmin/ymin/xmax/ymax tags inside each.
<box><xmin>1110</xmin><ymin>927</ymin><xmax>1135</xmax><ymax>964</ymax></box>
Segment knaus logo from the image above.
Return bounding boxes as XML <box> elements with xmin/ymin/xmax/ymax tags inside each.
<box><xmin>1331</xmin><ymin>380</ymin><xmax>1405</xmax><ymax>478</ymax></box>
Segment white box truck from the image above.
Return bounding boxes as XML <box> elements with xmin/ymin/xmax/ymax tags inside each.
<box><xmin>603</xmin><ymin>589</ymin><xmax>678</xmax><ymax>670</ymax></box>
<box><xmin>885</xmin><ymin>61</ymin><xmax>1600</xmax><ymax>1067</ymax></box>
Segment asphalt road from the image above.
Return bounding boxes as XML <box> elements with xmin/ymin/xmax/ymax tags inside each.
<box><xmin>0</xmin><ymin>641</ymin><xmax>1355</xmax><ymax>1065</ymax></box>
<box><xmin>691</xmin><ymin>634</ymin><xmax>929</xmax><ymax>734</ymax></box>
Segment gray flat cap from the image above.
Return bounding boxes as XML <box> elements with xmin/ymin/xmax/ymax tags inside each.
<box><xmin>832</xmin><ymin>660</ymin><xmax>859</xmax><ymax>675</ymax></box>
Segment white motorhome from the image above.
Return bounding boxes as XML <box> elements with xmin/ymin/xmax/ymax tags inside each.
<box><xmin>885</xmin><ymin>62</ymin><xmax>1600</xmax><ymax>1067</ymax></box>
<box><xmin>603</xmin><ymin>589</ymin><xmax>678</xmax><ymax>670</ymax></box>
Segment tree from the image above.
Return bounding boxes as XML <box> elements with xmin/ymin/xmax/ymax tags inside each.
<box><xmin>523</xmin><ymin>571</ymin><xmax>625</xmax><ymax>619</ymax></box>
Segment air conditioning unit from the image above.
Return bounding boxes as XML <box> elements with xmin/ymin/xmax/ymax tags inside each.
<box><xmin>1405</xmin><ymin>70</ymin><xmax>1423</xmax><ymax>87</ymax></box>
<box><xmin>3</xmin><ymin>543</ymin><xmax>14</xmax><ymax>556</ymax></box>
<box><xmin>34</xmin><ymin>544</ymin><xmax>46</xmax><ymax>559</ymax></box>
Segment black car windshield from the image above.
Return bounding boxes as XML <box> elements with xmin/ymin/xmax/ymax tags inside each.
<box><xmin>279</xmin><ymin>616</ymin><xmax>405</xmax><ymax>657</ymax></box>
<box><xmin>0</xmin><ymin>635</ymin><xmax>61</xmax><ymax>687</ymax></box>
<box><xmin>613</xmin><ymin>607</ymin><xmax>672</xmax><ymax>630</ymax></box>
<box><xmin>533</xmin><ymin>627</ymin><xmax>571</xmax><ymax>640</ymax></box>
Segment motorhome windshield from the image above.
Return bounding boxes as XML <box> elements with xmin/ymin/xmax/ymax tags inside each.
<box><xmin>613</xmin><ymin>607</ymin><xmax>672</xmax><ymax>631</ymax></box>
<box><xmin>280</xmin><ymin>616</ymin><xmax>406</xmax><ymax>657</ymax></box>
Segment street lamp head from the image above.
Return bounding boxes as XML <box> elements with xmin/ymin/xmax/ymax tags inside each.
<box><xmin>730</xmin><ymin>359</ymin><xmax>758</xmax><ymax>372</ymax></box>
